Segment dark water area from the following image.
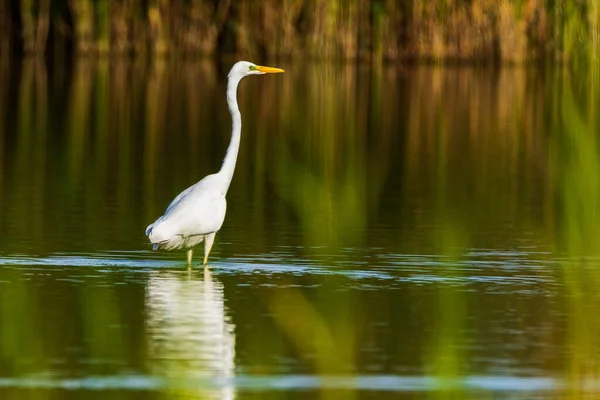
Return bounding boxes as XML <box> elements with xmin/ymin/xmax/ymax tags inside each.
<box><xmin>1</xmin><ymin>57</ymin><xmax>600</xmax><ymax>399</ymax></box>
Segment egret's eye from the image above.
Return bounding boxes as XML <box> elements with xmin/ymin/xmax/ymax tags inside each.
<box><xmin>248</xmin><ymin>65</ymin><xmax>256</xmax><ymax>71</ymax></box>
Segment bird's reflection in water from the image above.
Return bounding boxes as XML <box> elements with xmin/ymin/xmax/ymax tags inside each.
<box><xmin>146</xmin><ymin>267</ymin><xmax>236</xmax><ymax>399</ymax></box>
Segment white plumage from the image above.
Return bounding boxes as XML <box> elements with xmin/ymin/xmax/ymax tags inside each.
<box><xmin>146</xmin><ymin>175</ymin><xmax>226</xmax><ymax>250</ymax></box>
<box><xmin>146</xmin><ymin>61</ymin><xmax>284</xmax><ymax>265</ymax></box>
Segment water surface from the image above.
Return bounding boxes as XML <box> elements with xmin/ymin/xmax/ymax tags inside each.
<box><xmin>1</xmin><ymin>59</ymin><xmax>600</xmax><ymax>399</ymax></box>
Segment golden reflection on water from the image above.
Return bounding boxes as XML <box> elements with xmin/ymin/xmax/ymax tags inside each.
<box><xmin>273</xmin><ymin>63</ymin><xmax>372</xmax><ymax>250</ymax></box>
<box><xmin>0</xmin><ymin>58</ymin><xmax>557</xmax><ymax>253</ymax></box>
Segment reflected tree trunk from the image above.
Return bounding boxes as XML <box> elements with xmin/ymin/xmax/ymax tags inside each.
<box><xmin>67</xmin><ymin>59</ymin><xmax>95</xmax><ymax>186</ymax></box>
<box><xmin>111</xmin><ymin>1</ymin><xmax>129</xmax><ymax>54</ymax></box>
<box><xmin>15</xmin><ymin>59</ymin><xmax>49</xmax><ymax>245</ymax></box>
<box><xmin>70</xmin><ymin>0</ymin><xmax>95</xmax><ymax>53</ymax></box>
<box><xmin>95</xmin><ymin>0</ymin><xmax>110</xmax><ymax>54</ymax></box>
<box><xmin>20</xmin><ymin>0</ymin><xmax>50</xmax><ymax>54</ymax></box>
<box><xmin>36</xmin><ymin>0</ymin><xmax>51</xmax><ymax>54</ymax></box>
<box><xmin>143</xmin><ymin>59</ymin><xmax>167</xmax><ymax>217</ymax></box>
<box><xmin>130</xmin><ymin>0</ymin><xmax>147</xmax><ymax>55</ymax></box>
<box><xmin>148</xmin><ymin>0</ymin><xmax>168</xmax><ymax>55</ymax></box>
<box><xmin>20</xmin><ymin>0</ymin><xmax>35</xmax><ymax>53</ymax></box>
<box><xmin>0</xmin><ymin>0</ymin><xmax>9</xmax><ymax>55</ymax></box>
<box><xmin>0</xmin><ymin>51</ymin><xmax>6</xmax><ymax>219</ymax></box>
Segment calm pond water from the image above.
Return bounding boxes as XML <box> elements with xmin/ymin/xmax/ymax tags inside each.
<box><xmin>1</xmin><ymin>57</ymin><xmax>600</xmax><ymax>399</ymax></box>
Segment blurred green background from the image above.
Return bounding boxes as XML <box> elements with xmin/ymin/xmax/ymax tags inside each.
<box><xmin>2</xmin><ymin>2</ymin><xmax>600</xmax><ymax>399</ymax></box>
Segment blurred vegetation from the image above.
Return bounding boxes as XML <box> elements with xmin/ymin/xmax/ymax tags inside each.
<box><xmin>551</xmin><ymin>66</ymin><xmax>600</xmax><ymax>399</ymax></box>
<box><xmin>1</xmin><ymin>0</ymin><xmax>600</xmax><ymax>61</ymax></box>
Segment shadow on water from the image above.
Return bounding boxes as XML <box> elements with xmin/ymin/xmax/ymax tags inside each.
<box><xmin>1</xmin><ymin>57</ymin><xmax>600</xmax><ymax>398</ymax></box>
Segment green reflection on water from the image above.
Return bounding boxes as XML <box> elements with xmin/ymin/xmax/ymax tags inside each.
<box><xmin>1</xmin><ymin>58</ymin><xmax>600</xmax><ymax>398</ymax></box>
<box><xmin>553</xmin><ymin>65</ymin><xmax>600</xmax><ymax>399</ymax></box>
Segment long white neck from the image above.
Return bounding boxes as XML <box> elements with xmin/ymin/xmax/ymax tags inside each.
<box><xmin>218</xmin><ymin>75</ymin><xmax>243</xmax><ymax>194</ymax></box>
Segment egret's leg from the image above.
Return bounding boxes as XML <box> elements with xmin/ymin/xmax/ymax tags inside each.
<box><xmin>187</xmin><ymin>248</ymin><xmax>193</xmax><ymax>266</ymax></box>
<box><xmin>203</xmin><ymin>232</ymin><xmax>216</xmax><ymax>265</ymax></box>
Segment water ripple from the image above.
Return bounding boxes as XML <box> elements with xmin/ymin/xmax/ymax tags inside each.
<box><xmin>0</xmin><ymin>374</ymin><xmax>576</xmax><ymax>392</ymax></box>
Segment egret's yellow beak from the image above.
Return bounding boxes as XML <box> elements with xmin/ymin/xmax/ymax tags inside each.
<box><xmin>255</xmin><ymin>65</ymin><xmax>284</xmax><ymax>73</ymax></box>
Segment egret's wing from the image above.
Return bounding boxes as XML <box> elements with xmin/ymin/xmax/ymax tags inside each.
<box><xmin>146</xmin><ymin>184</ymin><xmax>199</xmax><ymax>240</ymax></box>
<box><xmin>165</xmin><ymin>184</ymin><xmax>197</xmax><ymax>213</ymax></box>
<box><xmin>161</xmin><ymin>187</ymin><xmax>227</xmax><ymax>238</ymax></box>
<box><xmin>147</xmin><ymin>174</ymin><xmax>227</xmax><ymax>248</ymax></box>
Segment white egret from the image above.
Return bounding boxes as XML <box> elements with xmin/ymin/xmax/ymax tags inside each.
<box><xmin>146</xmin><ymin>61</ymin><xmax>284</xmax><ymax>266</ymax></box>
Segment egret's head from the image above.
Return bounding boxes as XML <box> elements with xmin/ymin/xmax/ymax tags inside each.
<box><xmin>228</xmin><ymin>61</ymin><xmax>284</xmax><ymax>79</ymax></box>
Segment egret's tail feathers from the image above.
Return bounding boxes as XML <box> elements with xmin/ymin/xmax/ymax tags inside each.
<box><xmin>146</xmin><ymin>223</ymin><xmax>159</xmax><ymax>250</ymax></box>
<box><xmin>147</xmin><ymin>219</ymin><xmax>174</xmax><ymax>243</ymax></box>
<box><xmin>146</xmin><ymin>218</ymin><xmax>208</xmax><ymax>251</ymax></box>
<box><xmin>145</xmin><ymin>223</ymin><xmax>154</xmax><ymax>237</ymax></box>
<box><xmin>146</xmin><ymin>218</ymin><xmax>206</xmax><ymax>251</ymax></box>
<box><xmin>146</xmin><ymin>219</ymin><xmax>177</xmax><ymax>250</ymax></box>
